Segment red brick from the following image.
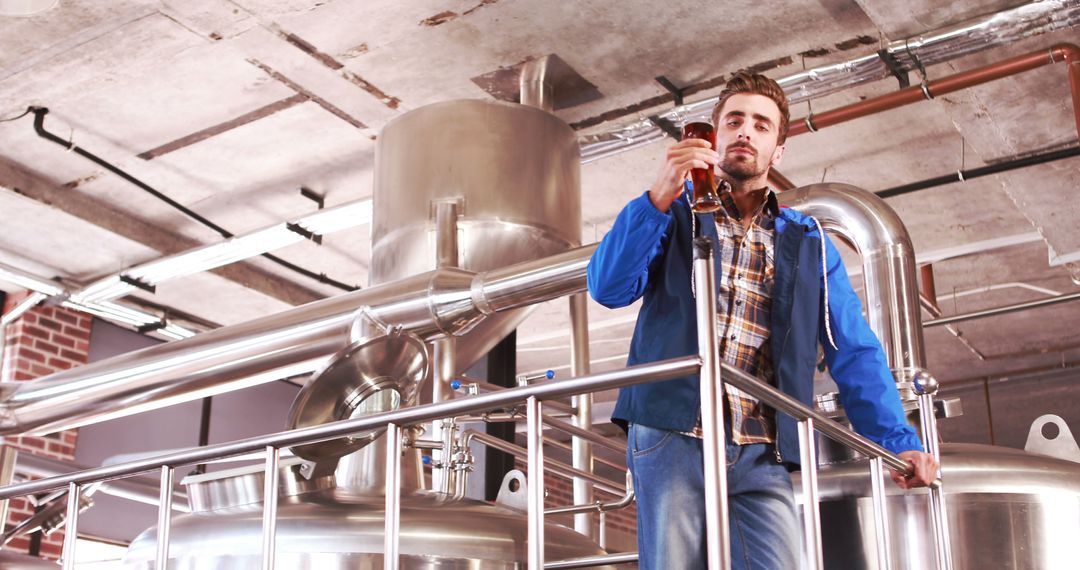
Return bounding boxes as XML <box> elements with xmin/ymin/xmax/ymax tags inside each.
<box><xmin>60</xmin><ymin>326</ymin><xmax>90</xmax><ymax>341</ymax></box>
<box><xmin>60</xmin><ymin>349</ymin><xmax>85</xmax><ymax>362</ymax></box>
<box><xmin>33</xmin><ymin>340</ymin><xmax>60</xmax><ymax>355</ymax></box>
<box><xmin>17</xmin><ymin>347</ymin><xmax>45</xmax><ymax>363</ymax></box>
<box><xmin>6</xmin><ymin>536</ymin><xmax>29</xmax><ymax>552</ymax></box>
<box><xmin>75</xmin><ymin>341</ymin><xmax>90</xmax><ymax>352</ymax></box>
<box><xmin>52</xmin><ymin>311</ymin><xmax>78</xmax><ymax>325</ymax></box>
<box><xmin>22</xmin><ymin>324</ymin><xmax>51</xmax><ymax>340</ymax></box>
<box><xmin>29</xmin><ymin>363</ymin><xmax>53</xmax><ymax>376</ymax></box>
<box><xmin>19</xmin><ymin>313</ymin><xmax>37</xmax><ymax>324</ymax></box>
<box><xmin>47</xmin><ymin>357</ymin><xmax>73</xmax><ymax>370</ymax></box>
<box><xmin>51</xmin><ymin>335</ymin><xmax>75</xmax><ymax>349</ymax></box>
<box><xmin>37</xmin><ymin>317</ymin><xmax>62</xmax><ymax>332</ymax></box>
<box><xmin>62</xmin><ymin>432</ymin><xmax>78</xmax><ymax>444</ymax></box>
<box><xmin>12</xmin><ymin>370</ymin><xmax>33</xmax><ymax>381</ymax></box>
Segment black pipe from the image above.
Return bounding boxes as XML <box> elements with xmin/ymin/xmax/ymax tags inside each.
<box><xmin>878</xmin><ymin>145</ymin><xmax>1080</xmax><ymax>198</ymax></box>
<box><xmin>485</xmin><ymin>330</ymin><xmax>518</xmax><ymax>501</ymax></box>
<box><xmin>28</xmin><ymin>107</ymin><xmax>358</xmax><ymax>292</ymax></box>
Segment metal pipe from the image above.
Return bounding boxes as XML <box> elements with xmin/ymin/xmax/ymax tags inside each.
<box><xmin>29</xmin><ymin>108</ymin><xmax>356</xmax><ymax>292</ymax></box>
<box><xmin>0</xmin><ymin>356</ymin><xmax>700</xmax><ymax>499</ymax></box>
<box><xmin>520</xmin><ymin>55</ymin><xmax>555</xmax><ymax>113</ymax></box>
<box><xmin>568</xmin><ymin>292</ymin><xmax>593</xmax><ymax>537</ymax></box>
<box><xmin>923</xmin><ymin>291</ymin><xmax>1080</xmax><ymax>328</ymax></box>
<box><xmin>61</xmin><ymin>482</ymin><xmax>79</xmax><ymax>570</ymax></box>
<box><xmin>155</xmin><ymin>466</ymin><xmax>174</xmax><ymax>570</ymax></box>
<box><xmin>432</xmin><ymin>338</ymin><xmax>455</xmax><ymax>494</ymax></box>
<box><xmin>879</xmin><ymin>145</ymin><xmax>1080</xmax><ymax>199</ymax></box>
<box><xmin>798</xmin><ymin>419</ymin><xmax>823</xmax><ymax>570</ymax></box>
<box><xmin>779</xmin><ymin>183</ymin><xmax>925</xmax><ymax>395</ymax></box>
<box><xmin>869</xmin><ymin>457</ymin><xmax>892</xmax><ymax>570</ymax></box>
<box><xmin>693</xmin><ymin>237</ymin><xmax>731</xmax><ymax>570</ymax></box>
<box><xmin>526</xmin><ymin>396</ymin><xmax>544</xmax><ymax>570</ymax></box>
<box><xmin>544</xmin><ymin>552</ymin><xmax>639</xmax><ymax>569</ymax></box>
<box><xmin>0</xmin><ymin>292</ymin><xmax>47</xmax><ymax>378</ymax></box>
<box><xmin>542</xmin><ymin>414</ymin><xmax>625</xmax><ymax>453</ymax></box>
<box><xmin>260</xmin><ymin>446</ymin><xmax>279</xmax><ymax>570</ymax></box>
<box><xmin>383</xmin><ymin>424</ymin><xmax>402</xmax><ymax>570</ymax></box>
<box><xmin>464</xmin><ymin>430</ymin><xmax>625</xmax><ymax>496</ymax></box>
<box><xmin>542</xmin><ymin>437</ymin><xmax>625</xmax><ymax>473</ymax></box>
<box><xmin>579</xmin><ymin>5</ymin><xmax>1080</xmax><ymax>162</ymax></box>
<box><xmin>0</xmin><ymin>446</ymin><xmax>15</xmax><ymax>535</ymax></box>
<box><xmin>545</xmin><ymin>472</ymin><xmax>635</xmax><ymax>516</ymax></box>
<box><xmin>457</xmin><ymin>378</ymin><xmax>577</xmax><ymax>416</ymax></box>
<box><xmin>0</xmin><ymin>244</ymin><xmax>595</xmax><ymax>436</ymax></box>
<box><xmin>789</xmin><ymin>44</ymin><xmax>1080</xmax><ymax>140</ymax></box>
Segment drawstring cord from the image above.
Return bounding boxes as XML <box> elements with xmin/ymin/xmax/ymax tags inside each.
<box><xmin>811</xmin><ymin>216</ymin><xmax>839</xmax><ymax>350</ymax></box>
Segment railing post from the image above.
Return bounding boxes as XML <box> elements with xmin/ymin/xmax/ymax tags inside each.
<box><xmin>526</xmin><ymin>396</ymin><xmax>545</xmax><ymax>569</ymax></box>
<box><xmin>692</xmin><ymin>237</ymin><xmax>731</xmax><ymax>570</ymax></box>
<box><xmin>156</xmin><ymin>465</ymin><xmax>175</xmax><ymax>569</ymax></box>
<box><xmin>384</xmin><ymin>423</ymin><xmax>403</xmax><ymax>570</ymax></box>
<box><xmin>261</xmin><ymin>446</ymin><xmax>280</xmax><ymax>570</ymax></box>
<box><xmin>569</xmin><ymin>292</ymin><xmax>594</xmax><ymax>538</ymax></box>
<box><xmin>914</xmin><ymin>372</ymin><xmax>953</xmax><ymax>570</ymax></box>
<box><xmin>797</xmin><ymin>419</ymin><xmax>823</xmax><ymax>570</ymax></box>
<box><xmin>61</xmin><ymin>482</ymin><xmax>80</xmax><ymax>570</ymax></box>
<box><xmin>869</xmin><ymin>457</ymin><xmax>893</xmax><ymax>570</ymax></box>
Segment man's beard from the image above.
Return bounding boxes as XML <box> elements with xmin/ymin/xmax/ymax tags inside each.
<box><xmin>720</xmin><ymin>155</ymin><xmax>767</xmax><ymax>180</ymax></box>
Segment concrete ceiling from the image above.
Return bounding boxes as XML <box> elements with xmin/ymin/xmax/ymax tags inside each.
<box><xmin>1</xmin><ymin>0</ymin><xmax>1079</xmax><ymax>413</ymax></box>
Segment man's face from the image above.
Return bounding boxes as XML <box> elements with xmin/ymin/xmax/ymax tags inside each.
<box><xmin>713</xmin><ymin>93</ymin><xmax>786</xmax><ymax>181</ymax></box>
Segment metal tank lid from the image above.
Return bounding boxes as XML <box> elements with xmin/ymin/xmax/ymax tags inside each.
<box><xmin>810</xmin><ymin>443</ymin><xmax>1080</xmax><ymax>500</ymax></box>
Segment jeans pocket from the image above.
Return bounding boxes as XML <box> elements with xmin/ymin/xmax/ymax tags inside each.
<box><xmin>631</xmin><ymin>424</ymin><xmax>674</xmax><ymax>458</ymax></box>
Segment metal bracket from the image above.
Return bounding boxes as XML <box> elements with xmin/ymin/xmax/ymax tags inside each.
<box><xmin>285</xmin><ymin>222</ymin><xmax>323</xmax><ymax>245</ymax></box>
<box><xmin>1024</xmin><ymin>414</ymin><xmax>1080</xmax><ymax>464</ymax></box>
<box><xmin>119</xmin><ymin>273</ymin><xmax>156</xmax><ymax>294</ymax></box>
<box><xmin>877</xmin><ymin>49</ymin><xmax>911</xmax><ymax>89</ymax></box>
<box><xmin>299</xmin><ymin>186</ymin><xmax>324</xmax><ymax>209</ymax></box>
<box><xmin>654</xmin><ymin>75</ymin><xmax>685</xmax><ymax>106</ymax></box>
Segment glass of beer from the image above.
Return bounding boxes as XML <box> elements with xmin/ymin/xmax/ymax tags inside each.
<box><xmin>682</xmin><ymin>121</ymin><xmax>721</xmax><ymax>213</ymax></box>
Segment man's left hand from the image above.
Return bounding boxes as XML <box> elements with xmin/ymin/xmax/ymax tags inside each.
<box><xmin>889</xmin><ymin>450</ymin><xmax>938</xmax><ymax>489</ymax></box>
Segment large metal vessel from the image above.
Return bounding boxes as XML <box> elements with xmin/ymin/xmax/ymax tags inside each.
<box><xmin>808</xmin><ymin>444</ymin><xmax>1080</xmax><ymax>569</ymax></box>
<box><xmin>370</xmin><ymin>98</ymin><xmax>581</xmax><ymax>368</ymax></box>
<box><xmin>124</xmin><ymin>460</ymin><xmax>612</xmax><ymax>569</ymax></box>
<box><xmin>122</xmin><ymin>98</ymin><xmax>601</xmax><ymax>568</ymax></box>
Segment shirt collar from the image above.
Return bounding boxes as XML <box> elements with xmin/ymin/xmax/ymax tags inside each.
<box><xmin>716</xmin><ymin>179</ymin><xmax>779</xmax><ymax>221</ymax></box>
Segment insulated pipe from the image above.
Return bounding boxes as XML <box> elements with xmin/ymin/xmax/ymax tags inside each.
<box><xmin>778</xmin><ymin>183</ymin><xmax>925</xmax><ymax>395</ymax></box>
<box><xmin>789</xmin><ymin>43</ymin><xmax>1080</xmax><ymax>140</ymax></box>
<box><xmin>0</xmin><ymin>244</ymin><xmax>596</xmax><ymax>436</ymax></box>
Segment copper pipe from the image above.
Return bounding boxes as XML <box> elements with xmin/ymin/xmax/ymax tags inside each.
<box><xmin>920</xmin><ymin>264</ymin><xmax>938</xmax><ymax>306</ymax></box>
<box><xmin>789</xmin><ymin>43</ymin><xmax>1080</xmax><ymax>140</ymax></box>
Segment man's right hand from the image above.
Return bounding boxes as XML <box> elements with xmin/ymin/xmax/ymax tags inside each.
<box><xmin>648</xmin><ymin>139</ymin><xmax>719</xmax><ymax>213</ymax></box>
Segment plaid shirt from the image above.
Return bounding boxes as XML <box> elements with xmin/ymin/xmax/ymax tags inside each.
<box><xmin>686</xmin><ymin>182</ymin><xmax>780</xmax><ymax>444</ymax></box>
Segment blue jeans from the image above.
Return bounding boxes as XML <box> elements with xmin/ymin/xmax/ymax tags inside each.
<box><xmin>627</xmin><ymin>423</ymin><xmax>800</xmax><ymax>570</ymax></box>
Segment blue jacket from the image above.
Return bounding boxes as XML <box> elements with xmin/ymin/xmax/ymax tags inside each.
<box><xmin>587</xmin><ymin>190</ymin><xmax>922</xmax><ymax>465</ymax></box>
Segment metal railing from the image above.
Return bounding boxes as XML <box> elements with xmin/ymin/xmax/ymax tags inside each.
<box><xmin>0</xmin><ymin>239</ymin><xmax>952</xmax><ymax>570</ymax></box>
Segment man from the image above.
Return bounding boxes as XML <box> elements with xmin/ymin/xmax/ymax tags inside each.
<box><xmin>586</xmin><ymin>71</ymin><xmax>938</xmax><ymax>569</ymax></box>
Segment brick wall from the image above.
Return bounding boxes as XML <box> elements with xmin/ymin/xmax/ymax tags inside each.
<box><xmin>1</xmin><ymin>293</ymin><xmax>92</xmax><ymax>561</ymax></box>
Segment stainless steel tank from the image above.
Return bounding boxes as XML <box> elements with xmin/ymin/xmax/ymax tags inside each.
<box><xmin>801</xmin><ymin>443</ymin><xmax>1080</xmax><ymax>569</ymax></box>
<box><xmin>370</xmin><ymin>99</ymin><xmax>581</xmax><ymax>368</ymax></box>
<box><xmin>123</xmin><ymin>461</ymin><xmax>613</xmax><ymax>569</ymax></box>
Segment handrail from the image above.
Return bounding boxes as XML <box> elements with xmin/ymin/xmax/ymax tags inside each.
<box><xmin>718</xmin><ymin>361</ymin><xmax>920</xmax><ymax>478</ymax></box>
<box><xmin>0</xmin><ymin>357</ymin><xmax>699</xmax><ymax>500</ymax></box>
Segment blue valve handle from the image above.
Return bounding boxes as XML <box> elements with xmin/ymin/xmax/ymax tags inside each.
<box><xmin>450</xmin><ymin>379</ymin><xmax>462</xmax><ymax>390</ymax></box>
<box><xmin>545</xmin><ymin>370</ymin><xmax>555</xmax><ymax>380</ymax></box>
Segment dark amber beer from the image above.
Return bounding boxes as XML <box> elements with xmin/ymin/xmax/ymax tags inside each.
<box><xmin>681</xmin><ymin>122</ymin><xmax>721</xmax><ymax>213</ymax></box>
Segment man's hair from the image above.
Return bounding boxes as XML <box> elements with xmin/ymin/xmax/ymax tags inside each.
<box><xmin>711</xmin><ymin>70</ymin><xmax>790</xmax><ymax>143</ymax></box>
